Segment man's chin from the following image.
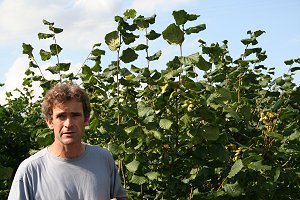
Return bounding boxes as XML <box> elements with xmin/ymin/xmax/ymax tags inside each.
<box><xmin>59</xmin><ymin>137</ymin><xmax>79</xmax><ymax>145</ymax></box>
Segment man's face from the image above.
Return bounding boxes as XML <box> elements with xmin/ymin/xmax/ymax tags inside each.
<box><xmin>45</xmin><ymin>99</ymin><xmax>89</xmax><ymax>146</ymax></box>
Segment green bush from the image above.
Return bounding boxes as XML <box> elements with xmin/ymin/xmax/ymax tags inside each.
<box><xmin>1</xmin><ymin>9</ymin><xmax>300</xmax><ymax>199</ymax></box>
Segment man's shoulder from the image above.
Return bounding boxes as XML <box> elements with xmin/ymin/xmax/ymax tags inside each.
<box><xmin>86</xmin><ymin>144</ymin><xmax>111</xmax><ymax>155</ymax></box>
<box><xmin>14</xmin><ymin>148</ymin><xmax>48</xmax><ymax>178</ymax></box>
<box><xmin>20</xmin><ymin>148</ymin><xmax>47</xmax><ymax>167</ymax></box>
<box><xmin>85</xmin><ymin>144</ymin><xmax>116</xmax><ymax>163</ymax></box>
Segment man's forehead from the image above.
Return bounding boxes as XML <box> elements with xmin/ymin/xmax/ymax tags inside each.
<box><xmin>52</xmin><ymin>101</ymin><xmax>83</xmax><ymax>112</ymax></box>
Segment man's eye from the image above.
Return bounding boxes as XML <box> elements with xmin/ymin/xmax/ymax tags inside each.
<box><xmin>57</xmin><ymin>114</ymin><xmax>66</xmax><ymax>119</ymax></box>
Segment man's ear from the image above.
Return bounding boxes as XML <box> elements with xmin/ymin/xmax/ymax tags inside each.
<box><xmin>45</xmin><ymin>117</ymin><xmax>54</xmax><ymax>129</ymax></box>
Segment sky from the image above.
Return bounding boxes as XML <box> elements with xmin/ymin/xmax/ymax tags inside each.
<box><xmin>0</xmin><ymin>0</ymin><xmax>299</xmax><ymax>104</ymax></box>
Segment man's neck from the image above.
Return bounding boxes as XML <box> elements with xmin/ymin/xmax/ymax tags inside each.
<box><xmin>48</xmin><ymin>142</ymin><xmax>86</xmax><ymax>159</ymax></box>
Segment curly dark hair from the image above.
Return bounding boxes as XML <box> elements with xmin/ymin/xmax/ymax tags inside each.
<box><xmin>42</xmin><ymin>82</ymin><xmax>91</xmax><ymax>119</ymax></box>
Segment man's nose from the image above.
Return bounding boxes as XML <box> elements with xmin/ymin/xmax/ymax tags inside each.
<box><xmin>63</xmin><ymin>116</ymin><xmax>72</xmax><ymax>127</ymax></box>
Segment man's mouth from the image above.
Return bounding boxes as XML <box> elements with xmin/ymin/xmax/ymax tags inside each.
<box><xmin>62</xmin><ymin>131</ymin><xmax>75</xmax><ymax>135</ymax></box>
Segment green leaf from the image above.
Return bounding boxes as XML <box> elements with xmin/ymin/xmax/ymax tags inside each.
<box><xmin>179</xmin><ymin>53</ymin><xmax>199</xmax><ymax>65</ymax></box>
<box><xmin>137</xmin><ymin>102</ymin><xmax>154</xmax><ymax>117</ymax></box>
<box><xmin>248</xmin><ymin>160</ymin><xmax>272</xmax><ymax>171</ymax></box>
<box><xmin>92</xmin><ymin>43</ymin><xmax>102</xmax><ymax>49</ymax></box>
<box><xmin>159</xmin><ymin>119</ymin><xmax>173</xmax><ymax>130</ymax></box>
<box><xmin>91</xmin><ymin>49</ymin><xmax>105</xmax><ymax>56</ymax></box>
<box><xmin>253</xmin><ymin>30</ymin><xmax>265</xmax><ymax>37</ymax></box>
<box><xmin>242</xmin><ymin>155</ymin><xmax>263</xmax><ymax>166</ymax></box>
<box><xmin>271</xmin><ymin>99</ymin><xmax>283</xmax><ymax>111</ymax></box>
<box><xmin>46</xmin><ymin>66</ymin><xmax>59</xmax><ymax>74</ymax></box>
<box><xmin>126</xmin><ymin>160</ymin><xmax>140</xmax><ymax>172</ymax></box>
<box><xmin>57</xmin><ymin>63</ymin><xmax>71</xmax><ymax>71</ymax></box>
<box><xmin>274</xmin><ymin>168</ymin><xmax>280</xmax><ymax>182</ymax></box>
<box><xmin>284</xmin><ymin>59</ymin><xmax>294</xmax><ymax>65</ymax></box>
<box><xmin>124</xmin><ymin>9</ymin><xmax>136</xmax><ymax>19</ymax></box>
<box><xmin>149</xmin><ymin>130</ymin><xmax>162</xmax><ymax>140</ymax></box>
<box><xmin>223</xmin><ymin>106</ymin><xmax>240</xmax><ymax>121</ymax></box>
<box><xmin>187</xmin><ymin>14</ymin><xmax>200</xmax><ymax>21</ymax></box>
<box><xmin>120</xmin><ymin>48</ymin><xmax>138</xmax><ymax>63</ymax></box>
<box><xmin>172</xmin><ymin>10</ymin><xmax>188</xmax><ymax>25</ymax></box>
<box><xmin>105</xmin><ymin>31</ymin><xmax>120</xmax><ymax>51</ymax></box>
<box><xmin>125</xmin><ymin>126</ymin><xmax>138</xmax><ymax>134</ymax></box>
<box><xmin>217</xmin><ymin>88</ymin><xmax>231</xmax><ymax>101</ymax></box>
<box><xmin>125</xmin><ymin>74</ymin><xmax>135</xmax><ymax>80</ymax></box>
<box><xmin>172</xmin><ymin>10</ymin><xmax>199</xmax><ymax>25</ymax></box>
<box><xmin>147</xmin><ymin>50</ymin><xmax>162</xmax><ymax>61</ymax></box>
<box><xmin>49</xmin><ymin>26</ymin><xmax>63</xmax><ymax>34</ymax></box>
<box><xmin>146</xmin><ymin>30</ymin><xmax>161</xmax><ymax>40</ymax></box>
<box><xmin>134</xmin><ymin>15</ymin><xmax>149</xmax><ymax>30</ymax></box>
<box><xmin>121</xmin><ymin>32</ymin><xmax>139</xmax><ymax>45</ymax></box>
<box><xmin>146</xmin><ymin>14</ymin><xmax>156</xmax><ymax>24</ymax></box>
<box><xmin>36</xmin><ymin>129</ymin><xmax>53</xmax><ymax>147</ymax></box>
<box><xmin>294</xmin><ymin>58</ymin><xmax>300</xmax><ymax>64</ymax></box>
<box><xmin>133</xmin><ymin>44</ymin><xmax>148</xmax><ymax>51</ymax></box>
<box><xmin>200</xmin><ymin>125</ymin><xmax>220</xmax><ymax>141</ymax></box>
<box><xmin>38</xmin><ymin>33</ymin><xmax>54</xmax><ymax>40</ymax></box>
<box><xmin>108</xmin><ymin>143</ymin><xmax>123</xmax><ymax>155</ymax></box>
<box><xmin>82</xmin><ymin>64</ymin><xmax>92</xmax><ymax>76</ymax></box>
<box><xmin>180</xmin><ymin>114</ymin><xmax>190</xmax><ymax>126</ymax></box>
<box><xmin>22</xmin><ymin>43</ymin><xmax>34</xmax><ymax>57</ymax></box>
<box><xmin>244</xmin><ymin>48</ymin><xmax>262</xmax><ymax>57</ymax></box>
<box><xmin>50</xmin><ymin>44</ymin><xmax>63</xmax><ymax>55</ymax></box>
<box><xmin>162</xmin><ymin>23</ymin><xmax>184</xmax><ymax>45</ymax></box>
<box><xmin>133</xmin><ymin>14</ymin><xmax>156</xmax><ymax>30</ymax></box>
<box><xmin>144</xmin><ymin>115</ymin><xmax>155</xmax><ymax>124</ymax></box>
<box><xmin>208</xmin><ymin>88</ymin><xmax>231</xmax><ymax>106</ymax></box>
<box><xmin>241</xmin><ymin>37</ymin><xmax>258</xmax><ymax>45</ymax></box>
<box><xmin>131</xmin><ymin>175</ymin><xmax>147</xmax><ymax>185</ymax></box>
<box><xmin>39</xmin><ymin>49</ymin><xmax>52</xmax><ymax>61</ymax></box>
<box><xmin>291</xmin><ymin>67</ymin><xmax>300</xmax><ymax>72</ymax></box>
<box><xmin>228</xmin><ymin>159</ymin><xmax>244</xmax><ymax>178</ymax></box>
<box><xmin>185</xmin><ymin>24</ymin><xmax>206</xmax><ymax>35</ymax></box>
<box><xmin>0</xmin><ymin>165</ymin><xmax>13</xmax><ymax>180</ymax></box>
<box><xmin>164</xmin><ymin>69</ymin><xmax>181</xmax><ymax>80</ymax></box>
<box><xmin>42</xmin><ymin>19</ymin><xmax>54</xmax><ymax>26</ymax></box>
<box><xmin>145</xmin><ymin>171</ymin><xmax>159</xmax><ymax>180</ymax></box>
<box><xmin>166</xmin><ymin>56</ymin><xmax>181</xmax><ymax>70</ymax></box>
<box><xmin>25</xmin><ymin>69</ymin><xmax>31</xmax><ymax>76</ymax></box>
<box><xmin>223</xmin><ymin>181</ymin><xmax>244</xmax><ymax>197</ymax></box>
<box><xmin>287</xmin><ymin>130</ymin><xmax>300</xmax><ymax>141</ymax></box>
<box><xmin>197</xmin><ymin>55</ymin><xmax>212</xmax><ymax>71</ymax></box>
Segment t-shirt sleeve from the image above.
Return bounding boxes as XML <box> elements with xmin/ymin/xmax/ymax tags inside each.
<box><xmin>108</xmin><ymin>153</ymin><xmax>127</xmax><ymax>199</ymax></box>
<box><xmin>7</xmin><ymin>166</ymin><xmax>33</xmax><ymax>200</ymax></box>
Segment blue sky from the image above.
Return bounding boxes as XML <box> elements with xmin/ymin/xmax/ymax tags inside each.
<box><xmin>0</xmin><ymin>0</ymin><xmax>299</xmax><ymax>103</ymax></box>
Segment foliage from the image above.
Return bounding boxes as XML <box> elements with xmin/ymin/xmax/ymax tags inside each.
<box><xmin>1</xmin><ymin>9</ymin><xmax>300</xmax><ymax>199</ymax></box>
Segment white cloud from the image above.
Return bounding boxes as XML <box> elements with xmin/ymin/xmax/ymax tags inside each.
<box><xmin>0</xmin><ymin>0</ymin><xmax>126</xmax><ymax>101</ymax></box>
<box><xmin>129</xmin><ymin>0</ymin><xmax>196</xmax><ymax>14</ymax></box>
<box><xmin>2</xmin><ymin>56</ymin><xmax>28</xmax><ymax>91</ymax></box>
<box><xmin>0</xmin><ymin>0</ymin><xmax>123</xmax><ymax>48</ymax></box>
<box><xmin>0</xmin><ymin>56</ymin><xmax>28</xmax><ymax>105</ymax></box>
<box><xmin>0</xmin><ymin>0</ymin><xmax>209</xmax><ymax>105</ymax></box>
<box><xmin>0</xmin><ymin>55</ymin><xmax>82</xmax><ymax>105</ymax></box>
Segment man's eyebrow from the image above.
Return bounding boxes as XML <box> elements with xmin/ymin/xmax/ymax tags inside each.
<box><xmin>54</xmin><ymin>112</ymin><xmax>66</xmax><ymax>116</ymax></box>
<box><xmin>71</xmin><ymin>112</ymin><xmax>82</xmax><ymax>115</ymax></box>
<box><xmin>55</xmin><ymin>111</ymin><xmax>82</xmax><ymax>115</ymax></box>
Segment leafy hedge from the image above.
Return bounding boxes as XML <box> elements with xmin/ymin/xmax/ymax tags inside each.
<box><xmin>1</xmin><ymin>9</ymin><xmax>300</xmax><ymax>199</ymax></box>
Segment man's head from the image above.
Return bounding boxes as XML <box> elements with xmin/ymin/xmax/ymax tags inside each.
<box><xmin>42</xmin><ymin>82</ymin><xmax>91</xmax><ymax>120</ymax></box>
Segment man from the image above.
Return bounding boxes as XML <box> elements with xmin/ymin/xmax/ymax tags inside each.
<box><xmin>8</xmin><ymin>82</ymin><xmax>128</xmax><ymax>200</ymax></box>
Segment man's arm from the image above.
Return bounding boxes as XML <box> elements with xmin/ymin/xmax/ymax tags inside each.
<box><xmin>8</xmin><ymin>178</ymin><xmax>30</xmax><ymax>200</ymax></box>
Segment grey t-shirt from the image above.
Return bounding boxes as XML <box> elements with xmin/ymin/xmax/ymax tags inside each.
<box><xmin>8</xmin><ymin>144</ymin><xmax>127</xmax><ymax>200</ymax></box>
